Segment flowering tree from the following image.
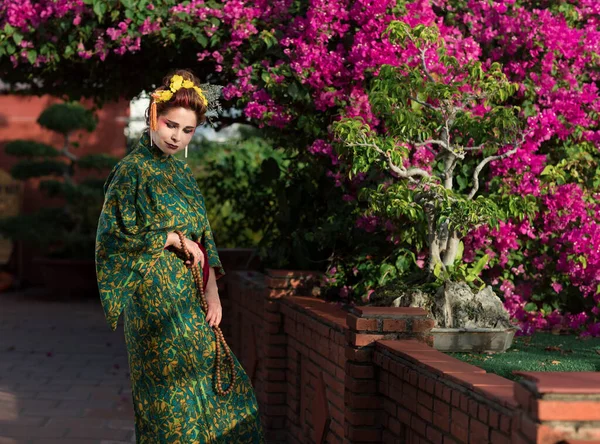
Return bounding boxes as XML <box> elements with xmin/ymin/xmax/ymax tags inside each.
<box><xmin>333</xmin><ymin>22</ymin><xmax>522</xmax><ymax>284</ymax></box>
<box><xmin>1</xmin><ymin>0</ymin><xmax>598</xmax><ymax>334</ymax></box>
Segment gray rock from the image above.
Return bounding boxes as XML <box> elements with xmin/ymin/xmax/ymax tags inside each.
<box><xmin>430</xmin><ymin>281</ymin><xmax>511</xmax><ymax>329</ymax></box>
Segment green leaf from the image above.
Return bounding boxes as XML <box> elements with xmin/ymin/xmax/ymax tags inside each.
<box><xmin>471</xmin><ymin>254</ymin><xmax>489</xmax><ymax>276</ymax></box>
<box><xmin>524</xmin><ymin>302</ymin><xmax>538</xmax><ymax>313</ymax></box>
<box><xmin>12</xmin><ymin>32</ymin><xmax>22</xmax><ymax>45</ymax></box>
<box><xmin>27</xmin><ymin>49</ymin><xmax>37</xmax><ymax>65</ymax></box>
<box><xmin>93</xmin><ymin>1</ymin><xmax>107</xmax><ymax>18</ymax></box>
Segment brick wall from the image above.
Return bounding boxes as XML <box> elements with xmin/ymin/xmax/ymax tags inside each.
<box><xmin>223</xmin><ymin>271</ymin><xmax>600</xmax><ymax>444</ymax></box>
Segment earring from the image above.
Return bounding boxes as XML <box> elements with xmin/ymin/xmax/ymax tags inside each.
<box><xmin>185</xmin><ymin>145</ymin><xmax>188</xmax><ymax>158</ymax></box>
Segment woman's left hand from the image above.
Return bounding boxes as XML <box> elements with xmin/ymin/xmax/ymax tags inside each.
<box><xmin>205</xmin><ymin>291</ymin><xmax>222</xmax><ymax>328</ymax></box>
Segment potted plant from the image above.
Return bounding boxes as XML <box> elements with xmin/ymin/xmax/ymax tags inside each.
<box><xmin>0</xmin><ymin>102</ymin><xmax>118</xmax><ymax>297</ymax></box>
<box><xmin>333</xmin><ymin>23</ymin><xmax>525</xmax><ymax>352</ymax></box>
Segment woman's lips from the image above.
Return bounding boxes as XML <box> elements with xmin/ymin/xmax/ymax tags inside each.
<box><xmin>165</xmin><ymin>142</ymin><xmax>178</xmax><ymax>150</ymax></box>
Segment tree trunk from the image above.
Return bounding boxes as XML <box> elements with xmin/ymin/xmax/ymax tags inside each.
<box><xmin>443</xmin><ymin>231</ymin><xmax>461</xmax><ymax>267</ymax></box>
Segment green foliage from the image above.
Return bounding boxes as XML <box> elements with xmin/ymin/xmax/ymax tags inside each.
<box><xmin>77</xmin><ymin>153</ymin><xmax>119</xmax><ymax>170</ymax></box>
<box><xmin>37</xmin><ymin>102</ymin><xmax>97</xmax><ymax>135</ymax></box>
<box><xmin>330</xmin><ymin>23</ymin><xmax>523</xmax><ymax>294</ymax></box>
<box><xmin>10</xmin><ymin>159</ymin><xmax>67</xmax><ymax>180</ymax></box>
<box><xmin>186</xmin><ymin>128</ymin><xmax>283</xmax><ymax>248</ymax></box>
<box><xmin>186</xmin><ymin>126</ymin><xmax>354</xmax><ymax>271</ymax></box>
<box><xmin>0</xmin><ymin>102</ymin><xmax>116</xmax><ymax>259</ymax></box>
<box><xmin>4</xmin><ymin>140</ymin><xmax>59</xmax><ymax>157</ymax></box>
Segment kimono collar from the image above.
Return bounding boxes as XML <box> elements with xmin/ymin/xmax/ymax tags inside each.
<box><xmin>139</xmin><ymin>131</ymin><xmax>172</xmax><ymax>163</ymax></box>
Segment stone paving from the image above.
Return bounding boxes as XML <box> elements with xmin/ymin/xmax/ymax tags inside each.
<box><xmin>0</xmin><ymin>289</ymin><xmax>135</xmax><ymax>444</ymax></box>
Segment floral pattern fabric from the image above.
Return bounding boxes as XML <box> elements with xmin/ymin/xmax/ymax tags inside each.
<box><xmin>96</xmin><ymin>131</ymin><xmax>264</xmax><ymax>443</ymax></box>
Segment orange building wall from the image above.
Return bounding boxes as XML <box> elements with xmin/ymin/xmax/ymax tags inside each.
<box><xmin>0</xmin><ymin>94</ymin><xmax>129</xmax><ymax>213</ymax></box>
<box><xmin>0</xmin><ymin>94</ymin><xmax>129</xmax><ymax>286</ymax></box>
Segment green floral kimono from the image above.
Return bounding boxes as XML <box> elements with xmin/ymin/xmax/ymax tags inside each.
<box><xmin>96</xmin><ymin>132</ymin><xmax>264</xmax><ymax>443</ymax></box>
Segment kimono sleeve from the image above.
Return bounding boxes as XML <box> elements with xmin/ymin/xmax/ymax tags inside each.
<box><xmin>198</xmin><ymin>194</ymin><xmax>225</xmax><ymax>280</ymax></box>
<box><xmin>95</xmin><ymin>162</ymin><xmax>170</xmax><ymax>330</ymax></box>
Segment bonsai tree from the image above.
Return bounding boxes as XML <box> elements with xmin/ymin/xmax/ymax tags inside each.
<box><xmin>333</xmin><ymin>23</ymin><xmax>525</xmax><ymax>328</ymax></box>
<box><xmin>0</xmin><ymin>102</ymin><xmax>118</xmax><ymax>259</ymax></box>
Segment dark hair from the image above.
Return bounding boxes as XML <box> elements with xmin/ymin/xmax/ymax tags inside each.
<box><xmin>146</xmin><ymin>69</ymin><xmax>207</xmax><ymax>127</ymax></box>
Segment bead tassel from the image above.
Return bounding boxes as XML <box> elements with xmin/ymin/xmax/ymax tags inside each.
<box><xmin>174</xmin><ymin>230</ymin><xmax>237</xmax><ymax>396</ymax></box>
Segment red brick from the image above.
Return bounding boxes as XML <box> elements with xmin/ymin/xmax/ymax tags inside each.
<box><xmin>459</xmin><ymin>393</ymin><xmax>469</xmax><ymax>412</ymax></box>
<box><xmin>417</xmin><ymin>403</ymin><xmax>433</xmax><ymax>422</ymax></box>
<box><xmin>425</xmin><ymin>378</ymin><xmax>436</xmax><ymax>395</ymax></box>
<box><xmin>412</xmin><ymin>318</ymin><xmax>435</xmax><ymax>332</ymax></box>
<box><xmin>397</xmin><ymin>405</ymin><xmax>412</xmax><ymax>426</ymax></box>
<box><xmin>451</xmin><ymin>389</ymin><xmax>461</xmax><ymax>408</ymax></box>
<box><xmin>490</xmin><ymin>430</ymin><xmax>511</xmax><ymax>444</ymax></box>
<box><xmin>478</xmin><ymin>404</ymin><xmax>489</xmax><ymax>424</ymax></box>
<box><xmin>411</xmin><ymin>415</ymin><xmax>427</xmax><ymax>437</ymax></box>
<box><xmin>452</xmin><ymin>408</ymin><xmax>469</xmax><ymax>430</ymax></box>
<box><xmin>514</xmin><ymin>383</ymin><xmax>534</xmax><ymax>412</ymax></box>
<box><xmin>433</xmin><ymin>411</ymin><xmax>450</xmax><ymax>432</ymax></box>
<box><xmin>418</xmin><ymin>391</ymin><xmax>433</xmax><ymax>409</ymax></box>
<box><xmin>382</xmin><ymin>319</ymin><xmax>407</xmax><ymax>332</ymax></box>
<box><xmin>388</xmin><ymin>416</ymin><xmax>402</xmax><ymax>435</ymax></box>
<box><xmin>344</xmin><ymin>392</ymin><xmax>382</xmax><ymax>410</ymax></box>
<box><xmin>346</xmin><ymin>362</ymin><xmax>375</xmax><ymax>379</ymax></box>
<box><xmin>346</xmin><ymin>409</ymin><xmax>378</xmax><ymax>426</ymax></box>
<box><xmin>347</xmin><ymin>331</ymin><xmax>386</xmax><ymax>347</ymax></box>
<box><xmin>535</xmin><ymin>399</ymin><xmax>600</xmax><ymax>421</ymax></box>
<box><xmin>500</xmin><ymin>415</ymin><xmax>511</xmax><ymax>434</ymax></box>
<box><xmin>450</xmin><ymin>421</ymin><xmax>469</xmax><ymax>444</ymax></box>
<box><xmin>383</xmin><ymin>430</ymin><xmax>400</xmax><ymax>443</ymax></box>
<box><xmin>469</xmin><ymin>419</ymin><xmax>490</xmax><ymax>443</ymax></box>
<box><xmin>409</xmin><ymin>370</ymin><xmax>418</xmax><ymax>386</ymax></box>
<box><xmin>444</xmin><ymin>436</ymin><xmax>459</xmax><ymax>444</ymax></box>
<box><xmin>383</xmin><ymin>398</ymin><xmax>397</xmax><ymax>417</ymax></box>
<box><xmin>434</xmin><ymin>399</ymin><xmax>450</xmax><ymax>417</ymax></box>
<box><xmin>345</xmin><ymin>376</ymin><xmax>377</xmax><ymax>394</ymax></box>
<box><xmin>489</xmin><ymin>410</ymin><xmax>500</xmax><ymax>429</ymax></box>
<box><xmin>426</xmin><ymin>426</ymin><xmax>443</xmax><ymax>443</ymax></box>
<box><xmin>346</xmin><ymin>314</ymin><xmax>378</xmax><ymax>331</ymax></box>
<box><xmin>468</xmin><ymin>399</ymin><xmax>479</xmax><ymax>417</ymax></box>
<box><xmin>345</xmin><ymin>425</ymin><xmax>382</xmax><ymax>441</ymax></box>
<box><xmin>345</xmin><ymin>346</ymin><xmax>372</xmax><ymax>362</ymax></box>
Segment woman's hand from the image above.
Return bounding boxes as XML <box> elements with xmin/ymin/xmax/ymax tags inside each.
<box><xmin>205</xmin><ymin>290</ymin><xmax>222</xmax><ymax>328</ymax></box>
<box><xmin>205</xmin><ymin>267</ymin><xmax>221</xmax><ymax>328</ymax></box>
<box><xmin>166</xmin><ymin>232</ymin><xmax>205</xmax><ymax>269</ymax></box>
<box><xmin>182</xmin><ymin>237</ymin><xmax>205</xmax><ymax>269</ymax></box>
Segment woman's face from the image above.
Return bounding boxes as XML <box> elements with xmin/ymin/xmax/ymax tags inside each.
<box><xmin>151</xmin><ymin>107</ymin><xmax>197</xmax><ymax>156</ymax></box>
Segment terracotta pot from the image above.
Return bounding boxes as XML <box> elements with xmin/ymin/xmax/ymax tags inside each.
<box><xmin>33</xmin><ymin>257</ymin><xmax>98</xmax><ymax>298</ymax></box>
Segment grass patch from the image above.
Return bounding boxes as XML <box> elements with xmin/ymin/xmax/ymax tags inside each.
<box><xmin>449</xmin><ymin>333</ymin><xmax>600</xmax><ymax>381</ymax></box>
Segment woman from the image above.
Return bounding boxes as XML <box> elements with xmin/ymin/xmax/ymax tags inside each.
<box><xmin>95</xmin><ymin>70</ymin><xmax>264</xmax><ymax>443</ymax></box>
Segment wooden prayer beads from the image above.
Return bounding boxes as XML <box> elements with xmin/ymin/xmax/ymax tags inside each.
<box><xmin>174</xmin><ymin>230</ymin><xmax>237</xmax><ymax>396</ymax></box>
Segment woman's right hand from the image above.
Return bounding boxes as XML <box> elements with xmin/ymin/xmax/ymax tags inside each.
<box><xmin>182</xmin><ymin>237</ymin><xmax>205</xmax><ymax>269</ymax></box>
<box><xmin>167</xmin><ymin>232</ymin><xmax>205</xmax><ymax>269</ymax></box>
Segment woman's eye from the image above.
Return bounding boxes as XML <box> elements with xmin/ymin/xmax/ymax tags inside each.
<box><xmin>184</xmin><ymin>129</ymin><xmax>193</xmax><ymax>134</ymax></box>
<box><xmin>166</xmin><ymin>123</ymin><xmax>175</xmax><ymax>129</ymax></box>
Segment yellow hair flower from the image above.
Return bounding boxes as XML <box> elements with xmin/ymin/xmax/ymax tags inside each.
<box><xmin>193</xmin><ymin>86</ymin><xmax>208</xmax><ymax>107</ymax></box>
<box><xmin>170</xmin><ymin>74</ymin><xmax>184</xmax><ymax>92</ymax></box>
<box><xmin>182</xmin><ymin>80</ymin><xmax>194</xmax><ymax>88</ymax></box>
<box><xmin>152</xmin><ymin>90</ymin><xmax>173</xmax><ymax>103</ymax></box>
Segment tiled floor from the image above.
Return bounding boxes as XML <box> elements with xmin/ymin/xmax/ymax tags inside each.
<box><xmin>0</xmin><ymin>289</ymin><xmax>135</xmax><ymax>443</ymax></box>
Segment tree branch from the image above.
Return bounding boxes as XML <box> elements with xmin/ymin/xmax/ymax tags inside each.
<box><xmin>409</xmin><ymin>96</ymin><xmax>439</xmax><ymax>111</ymax></box>
<box><xmin>420</xmin><ymin>49</ymin><xmax>435</xmax><ymax>83</ymax></box>
<box><xmin>467</xmin><ymin>143</ymin><xmax>520</xmax><ymax>199</ymax></box>
<box><xmin>347</xmin><ymin>140</ymin><xmax>432</xmax><ymax>181</ymax></box>
<box><xmin>461</xmin><ymin>144</ymin><xmax>485</xmax><ymax>151</ymax></box>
